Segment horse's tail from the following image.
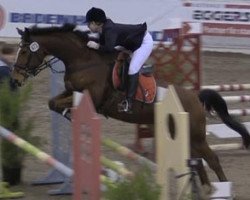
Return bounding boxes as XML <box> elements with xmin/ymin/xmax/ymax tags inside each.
<box><xmin>198</xmin><ymin>89</ymin><xmax>250</xmax><ymax>148</ymax></box>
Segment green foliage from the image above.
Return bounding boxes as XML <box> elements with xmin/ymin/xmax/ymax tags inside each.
<box><xmin>104</xmin><ymin>166</ymin><xmax>161</xmax><ymax>200</ymax></box>
<box><xmin>0</xmin><ymin>80</ymin><xmax>36</xmax><ymax>167</ymax></box>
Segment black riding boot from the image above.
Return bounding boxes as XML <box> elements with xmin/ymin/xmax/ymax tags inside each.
<box><xmin>118</xmin><ymin>73</ymin><xmax>139</xmax><ymax>113</ymax></box>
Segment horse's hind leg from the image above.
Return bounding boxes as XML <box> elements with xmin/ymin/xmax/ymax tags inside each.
<box><xmin>191</xmin><ymin>147</ymin><xmax>214</xmax><ymax>196</ymax></box>
<box><xmin>191</xmin><ymin>147</ymin><xmax>210</xmax><ymax>186</ymax></box>
<box><xmin>193</xmin><ymin>141</ymin><xmax>227</xmax><ymax>183</ymax></box>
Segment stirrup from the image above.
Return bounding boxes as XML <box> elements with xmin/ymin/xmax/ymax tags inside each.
<box><xmin>117</xmin><ymin>99</ymin><xmax>132</xmax><ymax>113</ymax></box>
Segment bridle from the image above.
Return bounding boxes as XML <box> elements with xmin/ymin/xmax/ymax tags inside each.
<box><xmin>13</xmin><ymin>41</ymin><xmax>59</xmax><ymax>78</ymax></box>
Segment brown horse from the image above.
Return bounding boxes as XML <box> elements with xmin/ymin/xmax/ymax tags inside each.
<box><xmin>11</xmin><ymin>24</ymin><xmax>229</xmax><ymax>191</ymax></box>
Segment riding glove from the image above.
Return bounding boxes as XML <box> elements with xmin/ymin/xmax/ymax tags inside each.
<box><xmin>87</xmin><ymin>41</ymin><xmax>100</xmax><ymax>50</ymax></box>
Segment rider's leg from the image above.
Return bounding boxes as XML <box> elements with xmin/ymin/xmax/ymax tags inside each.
<box><xmin>118</xmin><ymin>32</ymin><xmax>153</xmax><ymax>113</ymax></box>
<box><xmin>120</xmin><ymin>73</ymin><xmax>139</xmax><ymax>112</ymax></box>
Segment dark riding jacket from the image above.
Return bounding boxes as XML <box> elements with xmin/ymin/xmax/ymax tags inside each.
<box><xmin>99</xmin><ymin>19</ymin><xmax>147</xmax><ymax>52</ymax></box>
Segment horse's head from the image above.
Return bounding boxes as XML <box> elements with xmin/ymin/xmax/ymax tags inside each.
<box><xmin>11</xmin><ymin>27</ymin><xmax>49</xmax><ymax>86</ymax></box>
<box><xmin>12</xmin><ymin>23</ymin><xmax>112</xmax><ymax>88</ymax></box>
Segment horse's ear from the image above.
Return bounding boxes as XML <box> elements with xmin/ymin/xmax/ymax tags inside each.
<box><xmin>16</xmin><ymin>28</ymin><xmax>24</xmax><ymax>36</ymax></box>
<box><xmin>23</xmin><ymin>27</ymin><xmax>31</xmax><ymax>41</ymax></box>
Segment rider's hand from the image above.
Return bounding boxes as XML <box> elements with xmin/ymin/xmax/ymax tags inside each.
<box><xmin>87</xmin><ymin>41</ymin><xmax>100</xmax><ymax>50</ymax></box>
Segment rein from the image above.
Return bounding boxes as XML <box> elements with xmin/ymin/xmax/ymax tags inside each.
<box><xmin>48</xmin><ymin>58</ymin><xmax>65</xmax><ymax>74</ymax></box>
<box><xmin>14</xmin><ymin>56</ymin><xmax>63</xmax><ymax>77</ymax></box>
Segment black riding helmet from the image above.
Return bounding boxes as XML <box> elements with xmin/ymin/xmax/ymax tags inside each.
<box><xmin>85</xmin><ymin>7</ymin><xmax>107</xmax><ymax>23</ymax></box>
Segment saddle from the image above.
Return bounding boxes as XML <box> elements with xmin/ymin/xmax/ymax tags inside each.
<box><xmin>112</xmin><ymin>52</ymin><xmax>156</xmax><ymax>103</ymax></box>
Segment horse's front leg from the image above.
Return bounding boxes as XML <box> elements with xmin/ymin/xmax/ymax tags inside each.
<box><xmin>48</xmin><ymin>90</ymin><xmax>73</xmax><ymax>120</ymax></box>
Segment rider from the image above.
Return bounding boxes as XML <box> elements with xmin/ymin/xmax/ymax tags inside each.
<box><xmin>85</xmin><ymin>7</ymin><xmax>153</xmax><ymax>113</ymax></box>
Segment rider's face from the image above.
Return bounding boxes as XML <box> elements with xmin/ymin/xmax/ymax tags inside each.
<box><xmin>88</xmin><ymin>22</ymin><xmax>102</xmax><ymax>33</ymax></box>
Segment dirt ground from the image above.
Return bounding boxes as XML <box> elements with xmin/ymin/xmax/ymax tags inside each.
<box><xmin>2</xmin><ymin>51</ymin><xmax>250</xmax><ymax>200</ymax></box>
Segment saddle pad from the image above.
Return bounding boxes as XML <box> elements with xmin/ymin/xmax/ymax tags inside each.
<box><xmin>136</xmin><ymin>75</ymin><xmax>156</xmax><ymax>103</ymax></box>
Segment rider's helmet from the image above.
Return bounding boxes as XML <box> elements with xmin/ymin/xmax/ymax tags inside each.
<box><xmin>85</xmin><ymin>7</ymin><xmax>107</xmax><ymax>23</ymax></box>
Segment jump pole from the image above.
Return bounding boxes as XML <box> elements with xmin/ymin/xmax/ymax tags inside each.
<box><xmin>0</xmin><ymin>125</ymin><xmax>120</xmax><ymax>192</ymax></box>
<box><xmin>210</xmin><ymin>143</ymin><xmax>243</xmax><ymax>151</ymax></box>
<box><xmin>210</xmin><ymin>108</ymin><xmax>250</xmax><ymax>116</ymax></box>
<box><xmin>223</xmin><ymin>95</ymin><xmax>250</xmax><ymax>103</ymax></box>
<box><xmin>0</xmin><ymin>126</ymin><xmax>73</xmax><ymax>178</ymax></box>
<box><xmin>201</xmin><ymin>83</ymin><xmax>250</xmax><ymax>91</ymax></box>
<box><xmin>228</xmin><ymin>109</ymin><xmax>250</xmax><ymax>116</ymax></box>
<box><xmin>102</xmin><ymin>138</ymin><xmax>157</xmax><ymax>172</ymax></box>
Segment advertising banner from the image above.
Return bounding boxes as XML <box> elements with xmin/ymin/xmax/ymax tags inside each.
<box><xmin>0</xmin><ymin>0</ymin><xmax>184</xmax><ymax>40</ymax></box>
<box><xmin>184</xmin><ymin>0</ymin><xmax>250</xmax><ymax>37</ymax></box>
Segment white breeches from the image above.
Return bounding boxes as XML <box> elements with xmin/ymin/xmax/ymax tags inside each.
<box><xmin>128</xmin><ymin>32</ymin><xmax>153</xmax><ymax>75</ymax></box>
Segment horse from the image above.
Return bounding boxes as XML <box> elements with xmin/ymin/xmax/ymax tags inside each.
<box><xmin>10</xmin><ymin>24</ymin><xmax>249</xmax><ymax>192</ymax></box>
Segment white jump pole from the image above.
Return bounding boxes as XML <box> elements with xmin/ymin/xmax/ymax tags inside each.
<box><xmin>201</xmin><ymin>84</ymin><xmax>250</xmax><ymax>91</ymax></box>
<box><xmin>223</xmin><ymin>95</ymin><xmax>250</xmax><ymax>103</ymax></box>
<box><xmin>210</xmin><ymin>143</ymin><xmax>243</xmax><ymax>151</ymax></box>
<box><xmin>228</xmin><ymin>109</ymin><xmax>250</xmax><ymax>116</ymax></box>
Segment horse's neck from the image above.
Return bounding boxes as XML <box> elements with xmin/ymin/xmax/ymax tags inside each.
<box><xmin>38</xmin><ymin>34</ymin><xmax>82</xmax><ymax>65</ymax></box>
<box><xmin>39</xmin><ymin>34</ymin><xmax>117</xmax><ymax>83</ymax></box>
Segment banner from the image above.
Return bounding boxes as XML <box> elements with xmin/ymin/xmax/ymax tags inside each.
<box><xmin>184</xmin><ymin>1</ymin><xmax>250</xmax><ymax>37</ymax></box>
<box><xmin>0</xmin><ymin>0</ymin><xmax>184</xmax><ymax>39</ymax></box>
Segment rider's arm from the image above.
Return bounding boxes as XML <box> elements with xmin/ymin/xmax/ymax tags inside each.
<box><xmin>98</xmin><ymin>28</ymin><xmax>117</xmax><ymax>53</ymax></box>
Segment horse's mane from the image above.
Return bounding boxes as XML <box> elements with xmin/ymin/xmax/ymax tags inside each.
<box><xmin>25</xmin><ymin>23</ymin><xmax>89</xmax><ymax>42</ymax></box>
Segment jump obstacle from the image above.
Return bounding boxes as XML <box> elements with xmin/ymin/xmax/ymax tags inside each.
<box><xmin>72</xmin><ymin>86</ymin><xmax>233</xmax><ymax>199</ymax></box>
<box><xmin>0</xmin><ymin>89</ymin><xmax>234</xmax><ymax>199</ymax></box>
<box><xmin>0</xmin><ymin>119</ymin><xmax>159</xmax><ymax>196</ymax></box>
<box><xmin>72</xmin><ymin>87</ymin><xmax>192</xmax><ymax>200</ymax></box>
